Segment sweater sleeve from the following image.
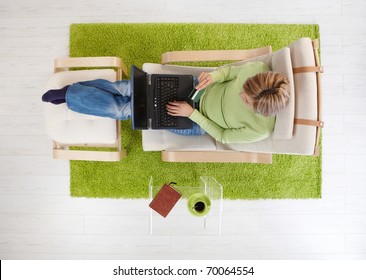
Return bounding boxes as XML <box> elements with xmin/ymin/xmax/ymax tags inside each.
<box><xmin>189</xmin><ymin>109</ymin><xmax>270</xmax><ymax>144</ymax></box>
<box><xmin>209</xmin><ymin>65</ymin><xmax>242</xmax><ymax>83</ymax></box>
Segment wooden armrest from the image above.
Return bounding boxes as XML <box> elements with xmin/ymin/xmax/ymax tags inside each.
<box><xmin>312</xmin><ymin>39</ymin><xmax>323</xmax><ymax>156</ymax></box>
<box><xmin>54</xmin><ymin>56</ymin><xmax>128</xmax><ymax>78</ymax></box>
<box><xmin>161</xmin><ymin>46</ymin><xmax>272</xmax><ymax>64</ymax></box>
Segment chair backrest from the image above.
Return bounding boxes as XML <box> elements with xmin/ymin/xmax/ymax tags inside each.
<box><xmin>226</xmin><ymin>48</ymin><xmax>295</xmax><ymax>140</ymax></box>
<box><xmin>217</xmin><ymin>37</ymin><xmax>323</xmax><ymax>155</ymax></box>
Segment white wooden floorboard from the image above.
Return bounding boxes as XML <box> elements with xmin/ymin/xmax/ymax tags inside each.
<box><xmin>0</xmin><ymin>0</ymin><xmax>366</xmax><ymax>260</ymax></box>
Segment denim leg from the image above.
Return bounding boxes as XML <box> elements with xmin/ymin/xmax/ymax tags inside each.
<box><xmin>66</xmin><ymin>80</ymin><xmax>132</xmax><ymax>120</ymax></box>
<box><xmin>168</xmin><ymin>122</ymin><xmax>207</xmax><ymax>136</ymax></box>
<box><xmin>79</xmin><ymin>79</ymin><xmax>131</xmax><ymax>97</ymax></box>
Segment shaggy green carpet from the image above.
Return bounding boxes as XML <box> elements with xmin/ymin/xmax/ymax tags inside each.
<box><xmin>69</xmin><ymin>23</ymin><xmax>321</xmax><ymax>199</ymax></box>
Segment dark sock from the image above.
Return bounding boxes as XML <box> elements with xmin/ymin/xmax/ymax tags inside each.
<box><xmin>50</xmin><ymin>99</ymin><xmax>66</xmax><ymax>105</ymax></box>
<box><xmin>42</xmin><ymin>85</ymin><xmax>69</xmax><ymax>102</ymax></box>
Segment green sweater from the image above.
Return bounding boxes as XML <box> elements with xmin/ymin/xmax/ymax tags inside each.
<box><xmin>189</xmin><ymin>61</ymin><xmax>275</xmax><ymax>144</ymax></box>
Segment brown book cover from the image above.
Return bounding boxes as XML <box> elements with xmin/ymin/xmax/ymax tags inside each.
<box><xmin>149</xmin><ymin>184</ymin><xmax>182</xmax><ymax>218</ymax></box>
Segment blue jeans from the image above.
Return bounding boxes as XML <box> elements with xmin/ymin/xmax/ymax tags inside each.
<box><xmin>66</xmin><ymin>79</ymin><xmax>132</xmax><ymax>120</ymax></box>
<box><xmin>168</xmin><ymin>122</ymin><xmax>207</xmax><ymax>136</ymax></box>
<box><xmin>66</xmin><ymin>78</ymin><xmax>206</xmax><ymax>135</ymax></box>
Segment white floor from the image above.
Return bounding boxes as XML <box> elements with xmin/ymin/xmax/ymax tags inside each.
<box><xmin>0</xmin><ymin>0</ymin><xmax>366</xmax><ymax>260</ymax></box>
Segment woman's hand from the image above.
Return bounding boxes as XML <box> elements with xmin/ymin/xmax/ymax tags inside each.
<box><xmin>166</xmin><ymin>101</ymin><xmax>195</xmax><ymax>117</ymax></box>
<box><xmin>196</xmin><ymin>72</ymin><xmax>214</xmax><ymax>90</ymax></box>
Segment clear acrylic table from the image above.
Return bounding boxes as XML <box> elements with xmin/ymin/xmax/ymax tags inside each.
<box><xmin>149</xmin><ymin>176</ymin><xmax>223</xmax><ymax>235</ymax></box>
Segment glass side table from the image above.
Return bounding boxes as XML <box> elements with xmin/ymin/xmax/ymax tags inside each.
<box><xmin>149</xmin><ymin>176</ymin><xmax>223</xmax><ymax>235</ymax></box>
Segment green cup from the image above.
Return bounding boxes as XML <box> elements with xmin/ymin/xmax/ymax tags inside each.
<box><xmin>187</xmin><ymin>193</ymin><xmax>211</xmax><ymax>217</ymax></box>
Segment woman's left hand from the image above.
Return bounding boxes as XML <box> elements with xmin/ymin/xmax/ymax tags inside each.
<box><xmin>166</xmin><ymin>101</ymin><xmax>195</xmax><ymax>117</ymax></box>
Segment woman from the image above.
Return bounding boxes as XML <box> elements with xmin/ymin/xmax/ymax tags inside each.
<box><xmin>42</xmin><ymin>61</ymin><xmax>290</xmax><ymax>144</ymax></box>
<box><xmin>167</xmin><ymin>61</ymin><xmax>290</xmax><ymax>143</ymax></box>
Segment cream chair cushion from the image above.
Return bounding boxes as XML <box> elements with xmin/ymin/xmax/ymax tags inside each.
<box><xmin>43</xmin><ymin>69</ymin><xmax>117</xmax><ymax>145</ymax></box>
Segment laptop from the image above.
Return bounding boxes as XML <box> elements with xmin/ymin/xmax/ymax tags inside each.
<box><xmin>131</xmin><ymin>65</ymin><xmax>194</xmax><ymax>130</ymax></box>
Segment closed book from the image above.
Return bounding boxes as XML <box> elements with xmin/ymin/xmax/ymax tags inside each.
<box><xmin>149</xmin><ymin>184</ymin><xmax>182</xmax><ymax>218</ymax></box>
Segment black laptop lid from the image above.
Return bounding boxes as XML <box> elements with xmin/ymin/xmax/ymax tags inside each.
<box><xmin>132</xmin><ymin>65</ymin><xmax>148</xmax><ymax>129</ymax></box>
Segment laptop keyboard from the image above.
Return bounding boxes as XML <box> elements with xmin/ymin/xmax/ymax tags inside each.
<box><xmin>155</xmin><ymin>77</ymin><xmax>179</xmax><ymax>128</ymax></box>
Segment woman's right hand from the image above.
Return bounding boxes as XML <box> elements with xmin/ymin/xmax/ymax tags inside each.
<box><xmin>196</xmin><ymin>72</ymin><xmax>214</xmax><ymax>90</ymax></box>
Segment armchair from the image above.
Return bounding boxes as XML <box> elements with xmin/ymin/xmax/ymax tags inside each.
<box><xmin>141</xmin><ymin>37</ymin><xmax>323</xmax><ymax>164</ymax></box>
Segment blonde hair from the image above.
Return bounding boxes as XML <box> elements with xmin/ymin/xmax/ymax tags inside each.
<box><xmin>243</xmin><ymin>72</ymin><xmax>290</xmax><ymax>116</ymax></box>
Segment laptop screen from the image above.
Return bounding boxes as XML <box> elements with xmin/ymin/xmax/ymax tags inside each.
<box><xmin>131</xmin><ymin>66</ymin><xmax>148</xmax><ymax>129</ymax></box>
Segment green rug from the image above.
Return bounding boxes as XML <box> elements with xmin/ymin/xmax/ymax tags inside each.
<box><xmin>69</xmin><ymin>23</ymin><xmax>321</xmax><ymax>199</ymax></box>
